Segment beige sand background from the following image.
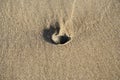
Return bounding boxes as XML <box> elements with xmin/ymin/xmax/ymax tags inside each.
<box><xmin>0</xmin><ymin>0</ymin><xmax>120</xmax><ymax>80</ymax></box>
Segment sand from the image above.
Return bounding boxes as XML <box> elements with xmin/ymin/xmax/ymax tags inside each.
<box><xmin>0</xmin><ymin>0</ymin><xmax>120</xmax><ymax>80</ymax></box>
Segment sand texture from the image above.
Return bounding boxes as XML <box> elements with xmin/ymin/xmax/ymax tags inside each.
<box><xmin>0</xmin><ymin>0</ymin><xmax>120</xmax><ymax>80</ymax></box>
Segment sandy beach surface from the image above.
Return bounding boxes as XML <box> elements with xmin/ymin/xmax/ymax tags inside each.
<box><xmin>0</xmin><ymin>0</ymin><xmax>120</xmax><ymax>80</ymax></box>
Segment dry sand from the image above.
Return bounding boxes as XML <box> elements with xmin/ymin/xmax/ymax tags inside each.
<box><xmin>0</xmin><ymin>0</ymin><xmax>120</xmax><ymax>80</ymax></box>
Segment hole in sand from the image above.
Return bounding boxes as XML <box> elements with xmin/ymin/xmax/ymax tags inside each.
<box><xmin>59</xmin><ymin>34</ymin><xmax>71</xmax><ymax>44</ymax></box>
<box><xmin>43</xmin><ymin>22</ymin><xmax>71</xmax><ymax>45</ymax></box>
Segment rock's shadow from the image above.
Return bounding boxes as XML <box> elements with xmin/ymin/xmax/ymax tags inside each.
<box><xmin>43</xmin><ymin>26</ymin><xmax>55</xmax><ymax>44</ymax></box>
<box><xmin>43</xmin><ymin>22</ymin><xmax>60</xmax><ymax>44</ymax></box>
